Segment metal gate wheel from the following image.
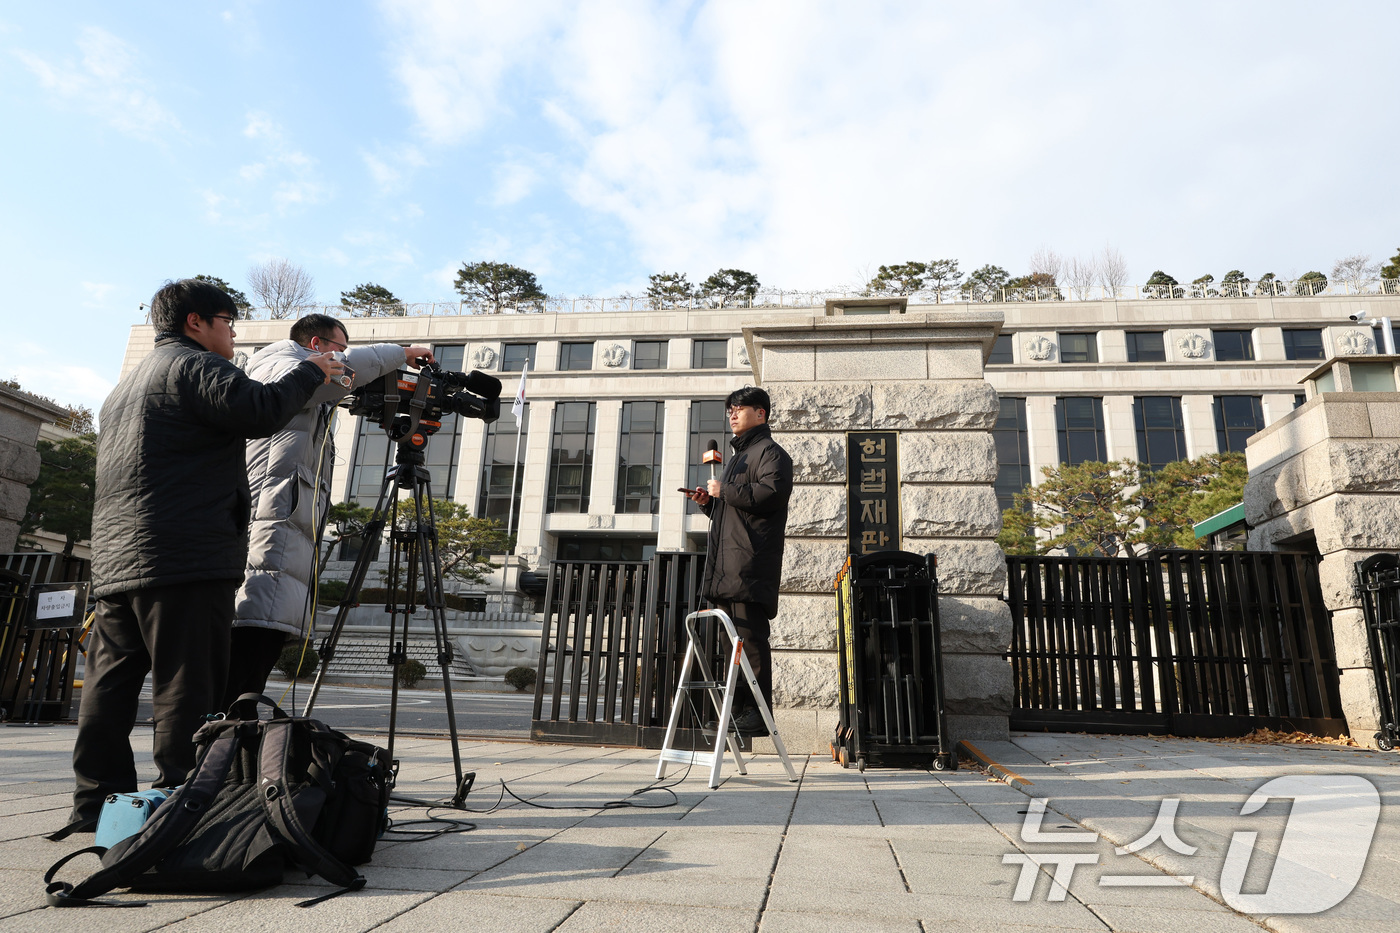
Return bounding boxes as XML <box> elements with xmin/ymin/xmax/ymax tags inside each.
<box><xmin>838</xmin><ymin>746</ymin><xmax>849</xmax><ymax>768</ymax></box>
<box><xmin>931</xmin><ymin>756</ymin><xmax>947</xmax><ymax>771</ymax></box>
<box><xmin>857</xmin><ymin>756</ymin><xmax>866</xmax><ymax>772</ymax></box>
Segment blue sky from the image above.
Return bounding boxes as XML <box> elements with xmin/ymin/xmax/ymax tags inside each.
<box><xmin>2</xmin><ymin>1</ymin><xmax>1398</xmax><ymax>411</ymax></box>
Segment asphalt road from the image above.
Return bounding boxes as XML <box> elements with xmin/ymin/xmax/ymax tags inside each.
<box><xmin>79</xmin><ymin>679</ymin><xmax>537</xmax><ymax>740</ymax></box>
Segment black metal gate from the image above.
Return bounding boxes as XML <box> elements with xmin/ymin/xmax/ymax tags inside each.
<box><xmin>1007</xmin><ymin>551</ymin><xmax>1346</xmax><ymax>737</ymax></box>
<box><xmin>1356</xmin><ymin>554</ymin><xmax>1400</xmax><ymax>749</ymax></box>
<box><xmin>0</xmin><ymin>551</ymin><xmax>91</xmax><ymax>722</ymax></box>
<box><xmin>531</xmin><ymin>551</ymin><xmax>709</xmax><ymax>746</ymax></box>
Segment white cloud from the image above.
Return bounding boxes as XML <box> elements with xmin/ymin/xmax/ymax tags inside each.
<box><xmin>492</xmin><ymin>161</ymin><xmax>538</xmax><ymax>205</ymax></box>
<box><xmin>225</xmin><ymin>111</ymin><xmax>329</xmax><ymax>215</ymax></box>
<box><xmin>80</xmin><ymin>282</ymin><xmax>117</xmax><ymax>307</ymax></box>
<box><xmin>0</xmin><ymin>341</ymin><xmax>116</xmax><ymax>410</ymax></box>
<box><xmin>378</xmin><ymin>1</ymin><xmax>1400</xmax><ymax>288</ymax></box>
<box><xmin>14</xmin><ymin>26</ymin><xmax>181</xmax><ymax>140</ymax></box>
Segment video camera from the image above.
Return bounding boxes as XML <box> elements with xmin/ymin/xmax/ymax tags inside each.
<box><xmin>342</xmin><ymin>361</ymin><xmax>502</xmax><ymax>444</ymax></box>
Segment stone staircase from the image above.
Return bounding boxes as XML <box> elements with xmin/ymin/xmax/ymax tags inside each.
<box><xmin>317</xmin><ymin>633</ymin><xmax>478</xmax><ymax>681</ymax></box>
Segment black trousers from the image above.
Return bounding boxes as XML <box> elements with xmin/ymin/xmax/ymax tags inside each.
<box><xmin>69</xmin><ymin>580</ymin><xmax>236</xmax><ymax>824</ymax></box>
<box><xmin>222</xmin><ymin>627</ymin><xmax>289</xmax><ymax>712</ymax></box>
<box><xmin>711</xmin><ymin>600</ymin><xmax>773</xmax><ymax>711</ymax></box>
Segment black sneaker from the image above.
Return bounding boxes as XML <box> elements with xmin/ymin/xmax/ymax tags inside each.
<box><xmin>732</xmin><ymin>707</ymin><xmax>769</xmax><ymax>737</ymax></box>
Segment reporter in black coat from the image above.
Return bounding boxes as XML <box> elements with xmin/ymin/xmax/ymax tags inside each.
<box><xmin>60</xmin><ymin>279</ymin><xmax>345</xmax><ymax>834</ymax></box>
<box><xmin>684</xmin><ymin>387</ymin><xmax>793</xmax><ymax>735</ymax></box>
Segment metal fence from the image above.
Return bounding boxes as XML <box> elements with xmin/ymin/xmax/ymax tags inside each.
<box><xmin>1006</xmin><ymin>551</ymin><xmax>1345</xmax><ymax>738</ymax></box>
<box><xmin>1355</xmin><ymin>555</ymin><xmax>1400</xmax><ymax>749</ymax></box>
<box><xmin>215</xmin><ymin>277</ymin><xmax>1400</xmax><ymax>323</ymax></box>
<box><xmin>0</xmin><ymin>552</ymin><xmax>91</xmax><ymax>722</ymax></box>
<box><xmin>530</xmin><ymin>551</ymin><xmax>708</xmax><ymax>747</ymax></box>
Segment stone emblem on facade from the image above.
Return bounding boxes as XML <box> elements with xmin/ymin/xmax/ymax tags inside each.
<box><xmin>471</xmin><ymin>345</ymin><xmax>498</xmax><ymax>369</ymax></box>
<box><xmin>600</xmin><ymin>343</ymin><xmax>628</xmax><ymax>367</ymax></box>
<box><xmin>1335</xmin><ymin>329</ymin><xmax>1374</xmax><ymax>355</ymax></box>
<box><xmin>232</xmin><ymin>350</ymin><xmax>250</xmax><ymax>371</ymax></box>
<box><xmin>1176</xmin><ymin>333</ymin><xmax>1210</xmax><ymax>359</ymax></box>
<box><xmin>737</xmin><ymin>345</ymin><xmax>750</xmax><ymax>365</ymax></box>
<box><xmin>1022</xmin><ymin>335</ymin><xmax>1056</xmax><ymax>361</ymax></box>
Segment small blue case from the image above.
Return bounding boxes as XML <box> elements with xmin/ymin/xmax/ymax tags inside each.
<box><xmin>94</xmin><ymin>788</ymin><xmax>174</xmax><ymax>850</ymax></box>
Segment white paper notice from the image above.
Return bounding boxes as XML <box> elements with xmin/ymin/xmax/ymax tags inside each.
<box><xmin>35</xmin><ymin>589</ymin><xmax>76</xmax><ymax>621</ymax></box>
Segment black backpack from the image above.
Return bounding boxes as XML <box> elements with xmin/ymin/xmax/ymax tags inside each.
<box><xmin>46</xmin><ymin>695</ymin><xmax>391</xmax><ymax>908</ymax></box>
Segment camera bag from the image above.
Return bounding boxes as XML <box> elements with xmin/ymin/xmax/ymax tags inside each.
<box><xmin>44</xmin><ymin>694</ymin><xmax>391</xmax><ymax>908</ymax></box>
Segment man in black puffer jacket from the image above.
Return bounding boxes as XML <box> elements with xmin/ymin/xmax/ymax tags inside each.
<box><xmin>684</xmin><ymin>386</ymin><xmax>792</xmax><ymax>736</ymax></box>
<box><xmin>57</xmin><ymin>279</ymin><xmax>344</xmax><ymax>836</ymax></box>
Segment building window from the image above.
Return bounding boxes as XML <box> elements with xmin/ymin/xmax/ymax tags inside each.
<box><xmin>633</xmin><ymin>340</ymin><xmax>668</xmax><ymax>370</ymax></box>
<box><xmin>502</xmin><ymin>343</ymin><xmax>536</xmax><ymax>372</ymax></box>
<box><xmin>1058</xmin><ymin>332</ymin><xmax>1098</xmax><ymax>363</ymax></box>
<box><xmin>559</xmin><ymin>342</ymin><xmax>594</xmax><ymax>371</ymax></box>
<box><xmin>1134</xmin><ymin>396</ymin><xmax>1187</xmax><ymax>472</ymax></box>
<box><xmin>1294</xmin><ymin>393</ymin><xmax>1306</xmax><ymax>409</ymax></box>
<box><xmin>1212</xmin><ymin>330</ymin><xmax>1255</xmax><ymax>362</ymax></box>
<box><xmin>555</xmin><ymin>535</ymin><xmax>656</xmax><ymax>562</ymax></box>
<box><xmin>617</xmin><ymin>401</ymin><xmax>665</xmax><ymax>514</ymax></box>
<box><xmin>692</xmin><ymin>339</ymin><xmax>728</xmax><ymax>369</ymax></box>
<box><xmin>1056</xmin><ymin>397</ymin><xmax>1107</xmax><ymax>465</ymax></box>
<box><xmin>1282</xmin><ymin>328</ymin><xmax>1324</xmax><ymax>361</ymax></box>
<box><xmin>1125</xmin><ymin>331</ymin><xmax>1166</xmax><ymax>363</ymax></box>
<box><xmin>421</xmin><ymin>344</ymin><xmax>466</xmax><ymax>498</ymax></box>
<box><xmin>346</xmin><ymin>414</ymin><xmax>393</xmax><ymax>505</ymax></box>
<box><xmin>478</xmin><ymin>402</ymin><xmax>529</xmax><ymax>530</ymax></box>
<box><xmin>987</xmin><ymin>334</ymin><xmax>1014</xmax><ymax>365</ymax></box>
<box><xmin>547</xmin><ymin>402</ymin><xmax>595</xmax><ymax>513</ymax></box>
<box><xmin>1215</xmin><ymin>396</ymin><xmax>1264</xmax><ymax>452</ymax></box>
<box><xmin>687</xmin><ymin>400</ymin><xmax>728</xmax><ymax>513</ymax></box>
<box><xmin>993</xmin><ymin>397</ymin><xmax>1031</xmax><ymax>512</ymax></box>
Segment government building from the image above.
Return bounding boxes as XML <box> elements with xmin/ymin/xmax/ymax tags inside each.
<box><xmin>115</xmin><ymin>289</ymin><xmax>1400</xmax><ymax>606</ymax></box>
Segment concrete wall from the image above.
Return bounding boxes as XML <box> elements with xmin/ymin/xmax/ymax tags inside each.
<box><xmin>747</xmin><ymin>310</ymin><xmax>1011</xmax><ymax>751</ymax></box>
<box><xmin>0</xmin><ymin>387</ymin><xmax>65</xmax><ymax>552</ymax></box>
<box><xmin>1245</xmin><ymin>381</ymin><xmax>1400</xmax><ymax>743</ymax></box>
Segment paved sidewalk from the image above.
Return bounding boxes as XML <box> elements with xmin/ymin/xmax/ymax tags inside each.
<box><xmin>1</xmin><ymin>725</ymin><xmax>1396</xmax><ymax>932</ymax></box>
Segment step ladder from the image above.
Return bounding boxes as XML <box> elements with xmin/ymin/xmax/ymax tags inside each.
<box><xmin>656</xmin><ymin>609</ymin><xmax>799</xmax><ymax>789</ymax></box>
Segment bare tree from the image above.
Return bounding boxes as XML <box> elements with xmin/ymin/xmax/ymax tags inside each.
<box><xmin>1331</xmin><ymin>253</ymin><xmax>1378</xmax><ymax>292</ymax></box>
<box><xmin>1095</xmin><ymin>245</ymin><xmax>1130</xmax><ymax>295</ymax></box>
<box><xmin>247</xmin><ymin>258</ymin><xmax>316</xmax><ymax>319</ymax></box>
<box><xmin>1029</xmin><ymin>247</ymin><xmax>1063</xmax><ymax>283</ymax></box>
<box><xmin>1062</xmin><ymin>255</ymin><xmax>1098</xmax><ymax>301</ymax></box>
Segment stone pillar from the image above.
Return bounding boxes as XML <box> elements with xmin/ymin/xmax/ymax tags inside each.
<box><xmin>0</xmin><ymin>387</ymin><xmax>65</xmax><ymax>552</ymax></box>
<box><xmin>745</xmin><ymin>310</ymin><xmax>1011</xmax><ymax>751</ymax></box>
<box><xmin>1244</xmin><ymin>381</ymin><xmax>1400</xmax><ymax>744</ymax></box>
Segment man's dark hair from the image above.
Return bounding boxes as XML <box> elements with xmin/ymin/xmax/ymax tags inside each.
<box><xmin>726</xmin><ymin>386</ymin><xmax>771</xmax><ymax>421</ymax></box>
<box><xmin>149</xmin><ymin>279</ymin><xmax>238</xmax><ymax>335</ymax></box>
<box><xmin>290</xmin><ymin>313</ymin><xmax>348</xmax><ymax>347</ymax></box>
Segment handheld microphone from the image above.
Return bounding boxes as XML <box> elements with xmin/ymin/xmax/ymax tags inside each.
<box><xmin>703</xmin><ymin>439</ymin><xmax>722</xmax><ymax>481</ymax></box>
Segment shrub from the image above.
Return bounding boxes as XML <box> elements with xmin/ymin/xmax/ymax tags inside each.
<box><xmin>398</xmin><ymin>659</ymin><xmax>428</xmax><ymax>688</ymax></box>
<box><xmin>315</xmin><ymin>579</ymin><xmax>348</xmax><ymax>605</ymax></box>
<box><xmin>505</xmin><ymin>666</ymin><xmax>537</xmax><ymax>691</ymax></box>
<box><xmin>276</xmin><ymin>642</ymin><xmax>320</xmax><ymax>679</ymax></box>
<box><xmin>348</xmin><ymin>587</ymin><xmax>481</xmax><ymax>612</ymax></box>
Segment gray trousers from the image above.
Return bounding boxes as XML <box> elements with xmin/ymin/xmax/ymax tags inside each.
<box><xmin>69</xmin><ymin>580</ymin><xmax>235</xmax><ymax>824</ymax></box>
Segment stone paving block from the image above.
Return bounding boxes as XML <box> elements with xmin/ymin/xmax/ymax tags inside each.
<box><xmin>1088</xmin><ymin>904</ymin><xmax>1267</xmax><ymax>932</ymax></box>
<box><xmin>156</xmin><ymin>885</ymin><xmax>432</xmax><ymax>933</ymax></box>
<box><xmin>373</xmin><ymin>891</ymin><xmax>581</xmax><ymax>933</ymax></box>
<box><xmin>759</xmin><ymin>911</ymin><xmax>921</xmax><ymax>932</ymax></box>
<box><xmin>763</xmin><ymin>883</ymin><xmax>1107</xmax><ymax>928</ymax></box>
<box><xmin>615</xmin><ymin>828</ymin><xmax>780</xmax><ymax>885</ymax></box>
<box><xmin>556</xmin><ymin>900</ymin><xmax>756</xmax><ymax>932</ymax></box>
<box><xmin>772</xmin><ymin>833</ymin><xmax>906</xmax><ymax>893</ymax></box>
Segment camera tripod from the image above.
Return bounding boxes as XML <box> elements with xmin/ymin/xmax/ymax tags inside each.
<box><xmin>302</xmin><ymin>433</ymin><xmax>476</xmax><ymax>809</ymax></box>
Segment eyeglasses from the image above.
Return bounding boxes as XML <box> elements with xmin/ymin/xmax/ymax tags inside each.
<box><xmin>318</xmin><ymin>336</ymin><xmax>348</xmax><ymax>352</ymax></box>
<box><xmin>209</xmin><ymin>315</ymin><xmax>237</xmax><ymax>328</ymax></box>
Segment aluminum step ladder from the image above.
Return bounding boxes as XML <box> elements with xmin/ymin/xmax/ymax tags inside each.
<box><xmin>656</xmin><ymin>609</ymin><xmax>799</xmax><ymax>789</ymax></box>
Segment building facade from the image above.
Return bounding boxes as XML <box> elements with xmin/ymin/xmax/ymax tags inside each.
<box><xmin>113</xmin><ymin>292</ymin><xmax>1400</xmax><ymax>599</ymax></box>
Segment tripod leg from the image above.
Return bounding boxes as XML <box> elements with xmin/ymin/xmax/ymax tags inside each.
<box><xmin>303</xmin><ymin>464</ymin><xmax>398</xmax><ymax>717</ymax></box>
<box><xmin>420</xmin><ymin>486</ymin><xmax>469</xmax><ymax>803</ymax></box>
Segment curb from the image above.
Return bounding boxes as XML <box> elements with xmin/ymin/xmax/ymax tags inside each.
<box><xmin>956</xmin><ymin>740</ymin><xmax>1033</xmax><ymax>788</ymax></box>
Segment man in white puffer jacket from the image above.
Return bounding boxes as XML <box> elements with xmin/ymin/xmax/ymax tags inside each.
<box><xmin>224</xmin><ymin>313</ymin><xmax>434</xmax><ymax>708</ymax></box>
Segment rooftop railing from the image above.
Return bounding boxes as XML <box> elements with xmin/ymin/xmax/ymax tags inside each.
<box><xmin>220</xmin><ymin>277</ymin><xmax>1400</xmax><ymax>322</ymax></box>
